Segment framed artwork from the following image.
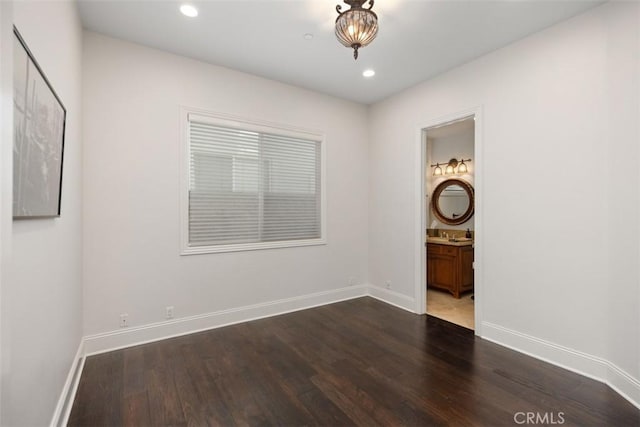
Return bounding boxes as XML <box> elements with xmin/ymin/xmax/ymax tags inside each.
<box><xmin>13</xmin><ymin>27</ymin><xmax>66</xmax><ymax>218</ymax></box>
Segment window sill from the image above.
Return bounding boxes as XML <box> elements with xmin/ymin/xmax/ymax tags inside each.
<box><xmin>181</xmin><ymin>238</ymin><xmax>327</xmax><ymax>255</ymax></box>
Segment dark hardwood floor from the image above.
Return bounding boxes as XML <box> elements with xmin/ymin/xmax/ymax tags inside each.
<box><xmin>69</xmin><ymin>297</ymin><xmax>639</xmax><ymax>426</ymax></box>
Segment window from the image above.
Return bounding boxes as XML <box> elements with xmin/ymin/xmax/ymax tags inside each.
<box><xmin>181</xmin><ymin>110</ymin><xmax>325</xmax><ymax>254</ymax></box>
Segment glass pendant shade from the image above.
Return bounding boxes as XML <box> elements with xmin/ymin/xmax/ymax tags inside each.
<box><xmin>433</xmin><ymin>165</ymin><xmax>442</xmax><ymax>176</ymax></box>
<box><xmin>445</xmin><ymin>164</ymin><xmax>455</xmax><ymax>175</ymax></box>
<box><xmin>457</xmin><ymin>161</ymin><xmax>468</xmax><ymax>173</ymax></box>
<box><xmin>335</xmin><ymin>1</ymin><xmax>378</xmax><ymax>60</ymax></box>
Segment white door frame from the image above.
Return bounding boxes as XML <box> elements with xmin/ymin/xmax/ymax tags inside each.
<box><xmin>414</xmin><ymin>106</ymin><xmax>484</xmax><ymax>336</ymax></box>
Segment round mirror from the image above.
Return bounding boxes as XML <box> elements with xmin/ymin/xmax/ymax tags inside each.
<box><xmin>431</xmin><ymin>178</ymin><xmax>474</xmax><ymax>225</ymax></box>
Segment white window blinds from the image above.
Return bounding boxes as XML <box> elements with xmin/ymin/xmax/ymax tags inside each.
<box><xmin>188</xmin><ymin>116</ymin><xmax>322</xmax><ymax>249</ymax></box>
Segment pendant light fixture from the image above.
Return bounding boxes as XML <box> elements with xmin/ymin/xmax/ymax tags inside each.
<box><xmin>335</xmin><ymin>0</ymin><xmax>379</xmax><ymax>60</ymax></box>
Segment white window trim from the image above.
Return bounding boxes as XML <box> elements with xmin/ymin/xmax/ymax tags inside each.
<box><xmin>179</xmin><ymin>106</ymin><xmax>327</xmax><ymax>255</ymax></box>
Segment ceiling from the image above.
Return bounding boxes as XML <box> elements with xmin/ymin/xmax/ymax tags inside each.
<box><xmin>78</xmin><ymin>0</ymin><xmax>604</xmax><ymax>105</ymax></box>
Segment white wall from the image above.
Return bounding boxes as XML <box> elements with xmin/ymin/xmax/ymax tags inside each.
<box><xmin>82</xmin><ymin>32</ymin><xmax>369</xmax><ymax>337</ymax></box>
<box><xmin>604</xmin><ymin>2</ymin><xmax>640</xmax><ymax>396</ymax></box>
<box><xmin>1</xmin><ymin>1</ymin><xmax>83</xmax><ymax>426</ymax></box>
<box><xmin>0</xmin><ymin>0</ymin><xmax>12</xmax><ymax>421</ymax></box>
<box><xmin>369</xmin><ymin>0</ymin><xmax>638</xmax><ymax>399</ymax></box>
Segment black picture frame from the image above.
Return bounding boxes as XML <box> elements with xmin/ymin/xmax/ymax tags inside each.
<box><xmin>13</xmin><ymin>26</ymin><xmax>66</xmax><ymax>219</ymax></box>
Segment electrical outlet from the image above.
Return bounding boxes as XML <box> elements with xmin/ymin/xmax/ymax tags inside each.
<box><xmin>119</xmin><ymin>313</ymin><xmax>128</xmax><ymax>328</ymax></box>
<box><xmin>385</xmin><ymin>280</ymin><xmax>392</xmax><ymax>290</ymax></box>
<box><xmin>166</xmin><ymin>306</ymin><xmax>174</xmax><ymax>320</ymax></box>
<box><xmin>348</xmin><ymin>277</ymin><xmax>356</xmax><ymax>286</ymax></box>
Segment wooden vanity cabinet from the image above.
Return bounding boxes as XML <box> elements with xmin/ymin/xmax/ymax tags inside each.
<box><xmin>427</xmin><ymin>243</ymin><xmax>474</xmax><ymax>298</ymax></box>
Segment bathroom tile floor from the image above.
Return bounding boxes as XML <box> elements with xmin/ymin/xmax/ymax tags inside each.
<box><xmin>426</xmin><ymin>288</ymin><xmax>474</xmax><ymax>330</ymax></box>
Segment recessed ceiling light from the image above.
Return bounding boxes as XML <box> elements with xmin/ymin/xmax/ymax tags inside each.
<box><xmin>180</xmin><ymin>4</ymin><xmax>198</xmax><ymax>18</ymax></box>
<box><xmin>362</xmin><ymin>69</ymin><xmax>375</xmax><ymax>78</ymax></box>
<box><xmin>304</xmin><ymin>33</ymin><xmax>314</xmax><ymax>40</ymax></box>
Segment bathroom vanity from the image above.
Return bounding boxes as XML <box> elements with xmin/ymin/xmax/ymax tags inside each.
<box><xmin>427</xmin><ymin>238</ymin><xmax>474</xmax><ymax>298</ymax></box>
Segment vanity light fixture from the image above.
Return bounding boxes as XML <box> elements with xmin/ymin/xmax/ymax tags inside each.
<box><xmin>431</xmin><ymin>158</ymin><xmax>472</xmax><ymax>176</ymax></box>
<box><xmin>335</xmin><ymin>0</ymin><xmax>379</xmax><ymax>60</ymax></box>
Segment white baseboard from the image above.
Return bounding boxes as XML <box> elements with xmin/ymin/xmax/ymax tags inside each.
<box><xmin>607</xmin><ymin>363</ymin><xmax>640</xmax><ymax>410</ymax></box>
<box><xmin>367</xmin><ymin>284</ymin><xmax>416</xmax><ymax>313</ymax></box>
<box><xmin>50</xmin><ymin>339</ymin><xmax>85</xmax><ymax>427</ymax></box>
<box><xmin>481</xmin><ymin>321</ymin><xmax>640</xmax><ymax>410</ymax></box>
<box><xmin>481</xmin><ymin>321</ymin><xmax>609</xmax><ymax>380</ymax></box>
<box><xmin>84</xmin><ymin>284</ymin><xmax>368</xmax><ymax>356</ymax></box>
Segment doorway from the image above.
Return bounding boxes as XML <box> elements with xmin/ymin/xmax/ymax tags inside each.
<box><xmin>415</xmin><ymin>108</ymin><xmax>483</xmax><ymax>335</ymax></box>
